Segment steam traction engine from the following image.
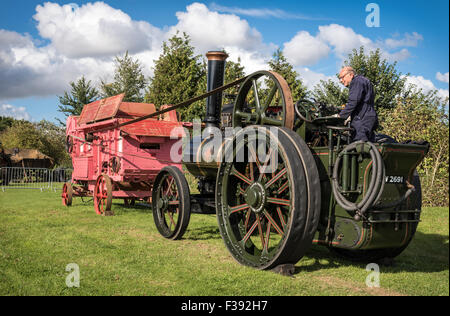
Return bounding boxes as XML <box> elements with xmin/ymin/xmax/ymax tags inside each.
<box><xmin>64</xmin><ymin>51</ymin><xmax>429</xmax><ymax>270</ymax></box>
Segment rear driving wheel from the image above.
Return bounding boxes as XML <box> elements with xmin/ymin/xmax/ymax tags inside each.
<box><xmin>152</xmin><ymin>166</ymin><xmax>191</xmax><ymax>240</ymax></box>
<box><xmin>216</xmin><ymin>126</ymin><xmax>321</xmax><ymax>269</ymax></box>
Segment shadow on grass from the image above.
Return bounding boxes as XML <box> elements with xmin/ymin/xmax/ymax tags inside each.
<box><xmin>73</xmin><ymin>200</ymin><xmax>448</xmax><ymax>275</ymax></box>
<box><xmin>184</xmin><ymin>225</ymin><xmax>221</xmax><ymax>240</ymax></box>
<box><xmin>111</xmin><ymin>202</ymin><xmax>152</xmax><ymax>214</ymax></box>
<box><xmin>112</xmin><ymin>202</ymin><xmax>221</xmax><ymax>240</ymax></box>
<box><xmin>295</xmin><ymin>230</ymin><xmax>449</xmax><ymax>275</ymax></box>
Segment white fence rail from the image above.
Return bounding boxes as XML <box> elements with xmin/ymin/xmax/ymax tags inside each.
<box><xmin>0</xmin><ymin>167</ymin><xmax>72</xmax><ymax>192</ymax></box>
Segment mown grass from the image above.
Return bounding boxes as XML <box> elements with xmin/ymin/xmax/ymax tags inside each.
<box><xmin>0</xmin><ymin>189</ymin><xmax>448</xmax><ymax>296</ymax></box>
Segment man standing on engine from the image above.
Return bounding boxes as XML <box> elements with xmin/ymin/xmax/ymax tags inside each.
<box><xmin>337</xmin><ymin>66</ymin><xmax>378</xmax><ymax>142</ymax></box>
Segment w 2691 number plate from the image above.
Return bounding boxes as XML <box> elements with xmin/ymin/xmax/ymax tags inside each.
<box><xmin>385</xmin><ymin>176</ymin><xmax>404</xmax><ymax>183</ymax></box>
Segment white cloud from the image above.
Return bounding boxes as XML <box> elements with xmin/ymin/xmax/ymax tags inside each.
<box><xmin>209</xmin><ymin>3</ymin><xmax>327</xmax><ymax>20</ymax></box>
<box><xmin>318</xmin><ymin>24</ymin><xmax>373</xmax><ymax>60</ymax></box>
<box><xmin>1</xmin><ymin>2</ymin><xmax>276</xmax><ymax>100</ymax></box>
<box><xmin>404</xmin><ymin>75</ymin><xmax>449</xmax><ymax>101</ymax></box>
<box><xmin>296</xmin><ymin>67</ymin><xmax>335</xmax><ymax>90</ymax></box>
<box><xmin>170</xmin><ymin>3</ymin><xmax>269</xmax><ymax>54</ymax></box>
<box><xmin>436</xmin><ymin>72</ymin><xmax>449</xmax><ymax>84</ymax></box>
<box><xmin>317</xmin><ymin>24</ymin><xmax>416</xmax><ymax>63</ymax></box>
<box><xmin>0</xmin><ymin>104</ymin><xmax>31</xmax><ymax>120</ymax></box>
<box><xmin>223</xmin><ymin>46</ymin><xmax>270</xmax><ymax>75</ymax></box>
<box><xmin>0</xmin><ymin>29</ymin><xmax>116</xmax><ymax>99</ymax></box>
<box><xmin>0</xmin><ymin>2</ymin><xmax>166</xmax><ymax>100</ymax></box>
<box><xmin>33</xmin><ymin>2</ymin><xmax>163</xmax><ymax>58</ymax></box>
<box><xmin>283</xmin><ymin>31</ymin><xmax>330</xmax><ymax>66</ymax></box>
<box><xmin>0</xmin><ymin>1</ymin><xmax>431</xmax><ymax>106</ymax></box>
<box><xmin>282</xmin><ymin>24</ymin><xmax>416</xmax><ymax>68</ymax></box>
<box><xmin>385</xmin><ymin>32</ymin><xmax>423</xmax><ymax>49</ymax></box>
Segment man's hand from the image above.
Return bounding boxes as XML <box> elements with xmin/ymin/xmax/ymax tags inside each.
<box><xmin>331</xmin><ymin>114</ymin><xmax>340</xmax><ymax>118</ymax></box>
<box><xmin>344</xmin><ymin>116</ymin><xmax>351</xmax><ymax>125</ymax></box>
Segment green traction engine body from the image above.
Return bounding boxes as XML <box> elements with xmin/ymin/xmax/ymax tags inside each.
<box><xmin>150</xmin><ymin>51</ymin><xmax>429</xmax><ymax>270</ymax></box>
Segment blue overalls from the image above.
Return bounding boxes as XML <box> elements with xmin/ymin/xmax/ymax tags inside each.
<box><xmin>339</xmin><ymin>75</ymin><xmax>378</xmax><ymax>142</ymax></box>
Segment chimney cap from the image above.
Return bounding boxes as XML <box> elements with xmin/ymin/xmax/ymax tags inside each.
<box><xmin>206</xmin><ymin>51</ymin><xmax>228</xmax><ymax>61</ymax></box>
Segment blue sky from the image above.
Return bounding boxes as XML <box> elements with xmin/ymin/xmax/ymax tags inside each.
<box><xmin>0</xmin><ymin>0</ymin><xmax>448</xmax><ymax>123</ymax></box>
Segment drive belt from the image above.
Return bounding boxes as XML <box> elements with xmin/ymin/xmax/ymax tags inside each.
<box><xmin>102</xmin><ymin>75</ymin><xmax>249</xmax><ymax>132</ymax></box>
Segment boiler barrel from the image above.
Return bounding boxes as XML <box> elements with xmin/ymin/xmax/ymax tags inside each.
<box><xmin>183</xmin><ymin>135</ymin><xmax>231</xmax><ymax>178</ymax></box>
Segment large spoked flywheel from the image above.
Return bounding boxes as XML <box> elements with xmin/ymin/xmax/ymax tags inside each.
<box><xmin>232</xmin><ymin>71</ymin><xmax>295</xmax><ymax>129</ymax></box>
<box><xmin>216</xmin><ymin>126</ymin><xmax>321</xmax><ymax>269</ymax></box>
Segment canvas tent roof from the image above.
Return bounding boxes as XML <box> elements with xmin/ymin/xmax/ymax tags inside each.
<box><xmin>4</xmin><ymin>148</ymin><xmax>54</xmax><ymax>164</ymax></box>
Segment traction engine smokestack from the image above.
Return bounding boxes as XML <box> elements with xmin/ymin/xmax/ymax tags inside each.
<box><xmin>204</xmin><ymin>51</ymin><xmax>228</xmax><ymax>129</ymax></box>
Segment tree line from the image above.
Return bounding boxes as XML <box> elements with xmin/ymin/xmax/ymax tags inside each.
<box><xmin>0</xmin><ymin>32</ymin><xmax>447</xmax><ymax>206</ymax></box>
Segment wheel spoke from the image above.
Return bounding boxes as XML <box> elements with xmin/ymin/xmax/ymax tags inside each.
<box><xmin>264</xmin><ymin>221</ymin><xmax>272</xmax><ymax>251</ymax></box>
<box><xmin>167</xmin><ymin>210</ymin><xmax>176</xmax><ymax>231</ymax></box>
<box><xmin>277</xmin><ymin>181</ymin><xmax>289</xmax><ymax>195</ymax></box>
<box><xmin>264</xmin><ymin>168</ymin><xmax>287</xmax><ymax>189</ymax></box>
<box><xmin>244</xmin><ymin>210</ymin><xmax>252</xmax><ymax>231</ymax></box>
<box><xmin>231</xmin><ymin>166</ymin><xmax>253</xmax><ymax>185</ymax></box>
<box><xmin>267</xmin><ymin>197</ymin><xmax>291</xmax><ymax>206</ymax></box>
<box><xmin>229</xmin><ymin>203</ymin><xmax>250</xmax><ymax>214</ymax></box>
<box><xmin>252</xmin><ymin>79</ymin><xmax>261</xmax><ymax>112</ymax></box>
<box><xmin>276</xmin><ymin>206</ymin><xmax>287</xmax><ymax>228</ymax></box>
<box><xmin>235</xmin><ymin>111</ymin><xmax>256</xmax><ymax>123</ymax></box>
<box><xmin>256</xmin><ymin>214</ymin><xmax>265</xmax><ymax>250</ymax></box>
<box><xmin>261</xmin><ymin>116</ymin><xmax>283</xmax><ymax>126</ymax></box>
<box><xmin>263</xmin><ymin>210</ymin><xmax>285</xmax><ymax>236</ymax></box>
<box><xmin>263</xmin><ymin>85</ymin><xmax>277</xmax><ymax>112</ymax></box>
<box><xmin>258</xmin><ymin>148</ymin><xmax>274</xmax><ymax>182</ymax></box>
<box><xmin>249</xmin><ymin>162</ymin><xmax>254</xmax><ymax>182</ymax></box>
<box><xmin>242</xmin><ymin>220</ymin><xmax>258</xmax><ymax>244</ymax></box>
<box><xmin>248</xmin><ymin>145</ymin><xmax>262</xmax><ymax>170</ymax></box>
<box><xmin>165</xmin><ymin>176</ymin><xmax>174</xmax><ymax>195</ymax></box>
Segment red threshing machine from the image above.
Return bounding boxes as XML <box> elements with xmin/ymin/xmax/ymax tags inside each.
<box><xmin>63</xmin><ymin>93</ymin><xmax>187</xmax><ymax>216</ymax></box>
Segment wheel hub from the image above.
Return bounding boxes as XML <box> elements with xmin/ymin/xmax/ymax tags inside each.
<box><xmin>245</xmin><ymin>182</ymin><xmax>266</xmax><ymax>213</ymax></box>
<box><xmin>157</xmin><ymin>196</ymin><xmax>169</xmax><ymax>210</ymax></box>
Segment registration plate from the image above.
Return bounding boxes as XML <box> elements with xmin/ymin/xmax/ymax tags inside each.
<box><xmin>385</xmin><ymin>175</ymin><xmax>404</xmax><ymax>184</ymax></box>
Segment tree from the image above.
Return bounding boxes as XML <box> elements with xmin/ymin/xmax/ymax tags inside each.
<box><xmin>35</xmin><ymin>120</ymin><xmax>71</xmax><ymax>167</ymax></box>
<box><xmin>0</xmin><ymin>116</ymin><xmax>16</xmax><ymax>133</ymax></box>
<box><xmin>268</xmin><ymin>49</ymin><xmax>308</xmax><ymax>102</ymax></box>
<box><xmin>0</xmin><ymin>120</ymin><xmax>44</xmax><ymax>151</ymax></box>
<box><xmin>0</xmin><ymin>119</ymin><xmax>70</xmax><ymax>167</ymax></box>
<box><xmin>220</xmin><ymin>55</ymin><xmax>246</xmax><ymax>107</ymax></box>
<box><xmin>57</xmin><ymin>76</ymin><xmax>99</xmax><ymax>124</ymax></box>
<box><xmin>101</xmin><ymin>51</ymin><xmax>148</xmax><ymax>102</ymax></box>
<box><xmin>145</xmin><ymin>32</ymin><xmax>206</xmax><ymax>121</ymax></box>
<box><xmin>311</xmin><ymin>79</ymin><xmax>348</xmax><ymax>109</ymax></box>
<box><xmin>378</xmin><ymin>91</ymin><xmax>449</xmax><ymax>206</ymax></box>
<box><xmin>312</xmin><ymin>47</ymin><xmax>408</xmax><ymax>110</ymax></box>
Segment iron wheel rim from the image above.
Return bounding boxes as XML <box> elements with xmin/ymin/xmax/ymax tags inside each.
<box><xmin>154</xmin><ymin>173</ymin><xmax>182</xmax><ymax>236</ymax></box>
<box><xmin>217</xmin><ymin>127</ymin><xmax>295</xmax><ymax>268</ymax></box>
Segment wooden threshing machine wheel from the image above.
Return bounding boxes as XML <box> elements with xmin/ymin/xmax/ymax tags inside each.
<box><xmin>94</xmin><ymin>174</ymin><xmax>113</xmax><ymax>216</ymax></box>
<box><xmin>62</xmin><ymin>182</ymin><xmax>73</xmax><ymax>206</ymax></box>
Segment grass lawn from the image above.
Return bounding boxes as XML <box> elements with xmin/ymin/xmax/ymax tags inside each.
<box><xmin>0</xmin><ymin>189</ymin><xmax>448</xmax><ymax>296</ymax></box>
